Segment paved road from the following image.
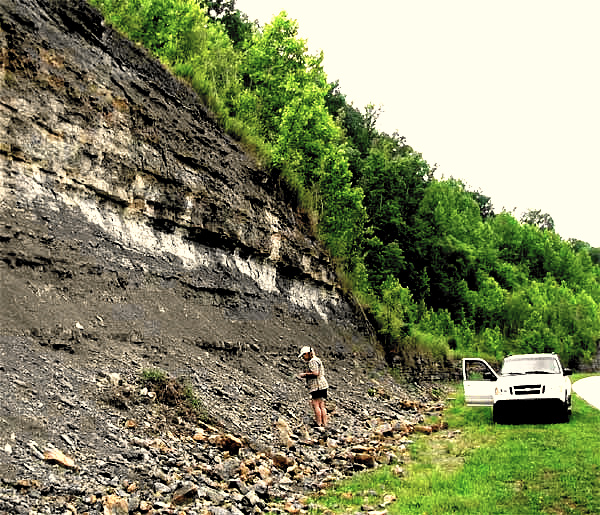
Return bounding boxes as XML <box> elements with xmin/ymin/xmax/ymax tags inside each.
<box><xmin>573</xmin><ymin>376</ymin><xmax>600</xmax><ymax>410</ymax></box>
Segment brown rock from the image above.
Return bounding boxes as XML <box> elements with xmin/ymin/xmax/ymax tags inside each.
<box><xmin>284</xmin><ymin>500</ymin><xmax>303</xmax><ymax>513</ymax></box>
<box><xmin>414</xmin><ymin>425</ymin><xmax>433</xmax><ymax>435</ymax></box>
<box><xmin>13</xmin><ymin>479</ymin><xmax>40</xmax><ymax>490</ymax></box>
<box><xmin>392</xmin><ymin>421</ymin><xmax>410</xmax><ymax>434</ymax></box>
<box><xmin>353</xmin><ymin>452</ymin><xmax>376</xmax><ymax>468</ymax></box>
<box><xmin>275</xmin><ymin>417</ymin><xmax>295</xmax><ymax>448</ymax></box>
<box><xmin>272</xmin><ymin>452</ymin><xmax>295</xmax><ymax>470</ymax></box>
<box><xmin>103</xmin><ymin>494</ymin><xmax>129</xmax><ymax>515</ymax></box>
<box><xmin>172</xmin><ymin>483</ymin><xmax>198</xmax><ymax>505</ymax></box>
<box><xmin>257</xmin><ymin>464</ymin><xmax>271</xmax><ymax>479</ymax></box>
<box><xmin>193</xmin><ymin>429</ymin><xmax>207</xmax><ymax>441</ymax></box>
<box><xmin>239</xmin><ymin>461</ymin><xmax>251</xmax><ymax>478</ymax></box>
<box><xmin>375</xmin><ymin>423</ymin><xmax>394</xmax><ymax>436</ymax></box>
<box><xmin>43</xmin><ymin>448</ymin><xmax>75</xmax><ymax>469</ymax></box>
<box><xmin>208</xmin><ymin>432</ymin><xmax>243</xmax><ymax>454</ymax></box>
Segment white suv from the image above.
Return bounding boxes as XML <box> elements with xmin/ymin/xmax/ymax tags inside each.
<box><xmin>462</xmin><ymin>353</ymin><xmax>573</xmax><ymax>423</ymax></box>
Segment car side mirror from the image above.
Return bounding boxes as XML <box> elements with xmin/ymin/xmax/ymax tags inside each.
<box><xmin>483</xmin><ymin>371</ymin><xmax>497</xmax><ymax>381</ymax></box>
<box><xmin>563</xmin><ymin>368</ymin><xmax>572</xmax><ymax>376</ymax></box>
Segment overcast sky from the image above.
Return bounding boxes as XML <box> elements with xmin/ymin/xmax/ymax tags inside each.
<box><xmin>235</xmin><ymin>0</ymin><xmax>600</xmax><ymax>246</ymax></box>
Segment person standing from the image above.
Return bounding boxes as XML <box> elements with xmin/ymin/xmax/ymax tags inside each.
<box><xmin>296</xmin><ymin>346</ymin><xmax>329</xmax><ymax>428</ymax></box>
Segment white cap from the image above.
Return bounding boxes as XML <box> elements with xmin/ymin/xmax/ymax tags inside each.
<box><xmin>298</xmin><ymin>346</ymin><xmax>312</xmax><ymax>358</ymax></box>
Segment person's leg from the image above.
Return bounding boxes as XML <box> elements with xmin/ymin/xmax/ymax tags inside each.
<box><xmin>311</xmin><ymin>398</ymin><xmax>328</xmax><ymax>426</ymax></box>
<box><xmin>317</xmin><ymin>398</ymin><xmax>327</xmax><ymax>427</ymax></box>
<box><xmin>311</xmin><ymin>398</ymin><xmax>323</xmax><ymax>426</ymax></box>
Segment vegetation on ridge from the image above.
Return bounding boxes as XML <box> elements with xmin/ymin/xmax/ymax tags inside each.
<box><xmin>89</xmin><ymin>0</ymin><xmax>600</xmax><ymax>368</ymax></box>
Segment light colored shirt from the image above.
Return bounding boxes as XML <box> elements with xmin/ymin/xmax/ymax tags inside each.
<box><xmin>306</xmin><ymin>356</ymin><xmax>328</xmax><ymax>393</ymax></box>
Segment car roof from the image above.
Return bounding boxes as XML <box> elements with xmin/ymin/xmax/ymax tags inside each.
<box><xmin>504</xmin><ymin>353</ymin><xmax>558</xmax><ymax>360</ymax></box>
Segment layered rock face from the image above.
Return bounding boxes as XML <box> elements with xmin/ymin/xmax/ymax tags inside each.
<box><xmin>1</xmin><ymin>0</ymin><xmax>346</xmax><ymax>323</ymax></box>
<box><xmin>0</xmin><ymin>0</ymin><xmax>449</xmax><ymax>512</ymax></box>
<box><xmin>1</xmin><ymin>0</ymin><xmax>391</xmax><ymax>443</ymax></box>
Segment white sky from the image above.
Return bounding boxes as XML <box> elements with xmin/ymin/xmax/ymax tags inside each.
<box><xmin>235</xmin><ymin>0</ymin><xmax>600</xmax><ymax>247</ymax></box>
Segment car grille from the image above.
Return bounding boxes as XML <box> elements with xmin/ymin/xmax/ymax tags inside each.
<box><xmin>510</xmin><ymin>384</ymin><xmax>544</xmax><ymax>395</ymax></box>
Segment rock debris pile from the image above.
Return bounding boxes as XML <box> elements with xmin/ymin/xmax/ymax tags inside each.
<box><xmin>0</xmin><ymin>334</ymin><xmax>448</xmax><ymax>514</ymax></box>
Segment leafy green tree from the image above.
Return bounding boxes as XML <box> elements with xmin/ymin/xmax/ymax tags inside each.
<box><xmin>359</xmin><ymin>134</ymin><xmax>431</xmax><ymax>295</ymax></box>
<box><xmin>325</xmin><ymin>81</ymin><xmax>372</xmax><ymax>160</ymax></box>
<box><xmin>414</xmin><ymin>179</ymin><xmax>484</xmax><ymax>316</ymax></box>
<box><xmin>467</xmin><ymin>188</ymin><xmax>495</xmax><ymax>220</ymax></box>
<box><xmin>237</xmin><ymin>13</ymin><xmax>367</xmax><ymax>271</ymax></box>
<box><xmin>521</xmin><ymin>208</ymin><xmax>555</xmax><ymax>231</ymax></box>
<box><xmin>501</xmin><ymin>290</ymin><xmax>532</xmax><ymax>339</ymax></box>
<box><xmin>236</xmin><ymin>13</ymin><xmax>326</xmax><ymax>143</ymax></box>
<box><xmin>490</xmin><ymin>212</ymin><xmax>526</xmax><ymax>266</ymax></box>
<box><xmin>272</xmin><ymin>80</ymin><xmax>339</xmax><ymax>188</ymax></box>
<box><xmin>374</xmin><ymin>276</ymin><xmax>418</xmax><ymax>352</ymax></box>
<box><xmin>568</xmin><ymin>238</ymin><xmax>590</xmax><ymax>253</ymax></box>
<box><xmin>514</xmin><ymin>277</ymin><xmax>600</xmax><ymax>365</ymax></box>
<box><xmin>201</xmin><ymin>0</ymin><xmax>253</xmax><ymax>47</ymax></box>
<box><xmin>466</xmin><ymin>275</ymin><xmax>507</xmax><ymax>330</ymax></box>
<box><xmin>316</xmin><ymin>148</ymin><xmax>367</xmax><ymax>266</ymax></box>
<box><xmin>94</xmin><ymin>0</ymin><xmax>207</xmax><ymax>62</ymax></box>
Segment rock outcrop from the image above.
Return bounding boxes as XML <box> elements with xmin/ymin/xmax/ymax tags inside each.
<box><xmin>0</xmin><ymin>0</ymin><xmax>451</xmax><ymax>512</ymax></box>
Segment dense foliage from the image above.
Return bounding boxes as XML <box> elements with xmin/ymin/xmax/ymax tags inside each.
<box><xmin>90</xmin><ymin>0</ymin><xmax>600</xmax><ymax>367</ymax></box>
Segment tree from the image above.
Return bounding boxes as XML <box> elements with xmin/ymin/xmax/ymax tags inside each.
<box><xmin>325</xmin><ymin>81</ymin><xmax>372</xmax><ymax>163</ymax></box>
<box><xmin>468</xmin><ymin>189</ymin><xmax>495</xmax><ymax>220</ymax></box>
<box><xmin>568</xmin><ymin>238</ymin><xmax>590</xmax><ymax>253</ymax></box>
<box><xmin>521</xmin><ymin>209</ymin><xmax>555</xmax><ymax>231</ymax></box>
<box><xmin>414</xmin><ymin>179</ymin><xmax>486</xmax><ymax>317</ymax></box>
<box><xmin>237</xmin><ymin>13</ymin><xmax>326</xmax><ymax>143</ymax></box>
<box><xmin>203</xmin><ymin>0</ymin><xmax>253</xmax><ymax>48</ymax></box>
<box><xmin>238</xmin><ymin>13</ymin><xmax>367</xmax><ymax>271</ymax></box>
<box><xmin>358</xmin><ymin>135</ymin><xmax>431</xmax><ymax>294</ymax></box>
<box><xmin>374</xmin><ymin>276</ymin><xmax>417</xmax><ymax>352</ymax></box>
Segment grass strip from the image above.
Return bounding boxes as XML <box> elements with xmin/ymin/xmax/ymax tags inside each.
<box><xmin>310</xmin><ymin>375</ymin><xmax>600</xmax><ymax>515</ymax></box>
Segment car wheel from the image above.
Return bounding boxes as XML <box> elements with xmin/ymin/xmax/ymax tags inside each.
<box><xmin>492</xmin><ymin>405</ymin><xmax>504</xmax><ymax>424</ymax></box>
<box><xmin>561</xmin><ymin>396</ymin><xmax>571</xmax><ymax>423</ymax></box>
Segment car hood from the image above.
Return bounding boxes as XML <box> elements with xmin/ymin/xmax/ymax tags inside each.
<box><xmin>498</xmin><ymin>373</ymin><xmax>565</xmax><ymax>383</ymax></box>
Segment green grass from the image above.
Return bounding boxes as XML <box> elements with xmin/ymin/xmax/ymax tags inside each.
<box><xmin>310</xmin><ymin>375</ymin><xmax>600</xmax><ymax>515</ymax></box>
<box><xmin>140</xmin><ymin>368</ymin><xmax>213</xmax><ymax>423</ymax></box>
<box><xmin>140</xmin><ymin>367</ymin><xmax>168</xmax><ymax>383</ymax></box>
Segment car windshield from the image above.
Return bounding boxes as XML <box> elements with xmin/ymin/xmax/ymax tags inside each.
<box><xmin>501</xmin><ymin>356</ymin><xmax>560</xmax><ymax>375</ymax></box>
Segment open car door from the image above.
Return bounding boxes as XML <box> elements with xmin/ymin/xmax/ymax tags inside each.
<box><xmin>462</xmin><ymin>358</ymin><xmax>498</xmax><ymax>406</ymax></box>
